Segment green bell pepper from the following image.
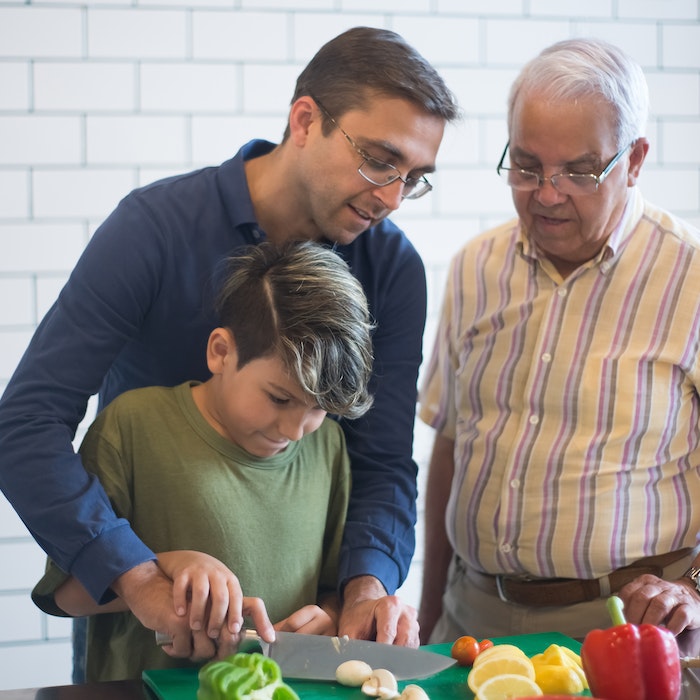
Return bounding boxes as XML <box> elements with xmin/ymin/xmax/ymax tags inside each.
<box><xmin>197</xmin><ymin>652</ymin><xmax>300</xmax><ymax>700</ymax></box>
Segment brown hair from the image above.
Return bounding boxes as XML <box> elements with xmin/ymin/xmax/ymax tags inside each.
<box><xmin>283</xmin><ymin>26</ymin><xmax>459</xmax><ymax>140</ymax></box>
<box><xmin>216</xmin><ymin>241</ymin><xmax>375</xmax><ymax>419</ymax></box>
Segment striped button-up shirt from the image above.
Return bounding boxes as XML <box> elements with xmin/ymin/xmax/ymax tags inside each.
<box><xmin>419</xmin><ymin>188</ymin><xmax>700</xmax><ymax>579</ymax></box>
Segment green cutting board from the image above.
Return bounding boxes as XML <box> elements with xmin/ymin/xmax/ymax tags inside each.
<box><xmin>142</xmin><ymin>632</ymin><xmax>592</xmax><ymax>699</ymax></box>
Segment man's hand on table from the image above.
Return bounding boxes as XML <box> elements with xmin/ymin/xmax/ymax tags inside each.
<box><xmin>338</xmin><ymin>575</ymin><xmax>419</xmax><ymax>648</ymax></box>
<box><xmin>618</xmin><ymin>573</ymin><xmax>700</xmax><ymax>635</ymax></box>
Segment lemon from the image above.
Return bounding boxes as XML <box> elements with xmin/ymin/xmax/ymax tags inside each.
<box><xmin>468</xmin><ymin>654</ymin><xmax>536</xmax><ymax>693</ymax></box>
<box><xmin>530</xmin><ymin>643</ymin><xmax>588</xmax><ymax>690</ymax></box>
<box><xmin>474</xmin><ymin>673</ymin><xmax>543</xmax><ymax>700</ymax></box>
<box><xmin>533</xmin><ymin>643</ymin><xmax>570</xmax><ymax>666</ymax></box>
<box><xmin>558</xmin><ymin>645</ymin><xmax>584</xmax><ymax>667</ymax></box>
<box><xmin>533</xmin><ymin>663</ymin><xmax>585</xmax><ymax>694</ymax></box>
<box><xmin>472</xmin><ymin>644</ymin><xmax>529</xmax><ymax>668</ymax></box>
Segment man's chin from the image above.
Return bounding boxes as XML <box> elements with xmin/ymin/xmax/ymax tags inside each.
<box><xmin>322</xmin><ymin>228</ymin><xmax>368</xmax><ymax>247</ymax></box>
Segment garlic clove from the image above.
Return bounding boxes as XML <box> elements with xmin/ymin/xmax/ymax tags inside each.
<box><xmin>335</xmin><ymin>659</ymin><xmax>373</xmax><ymax>687</ymax></box>
<box><xmin>361</xmin><ymin>668</ymin><xmax>399</xmax><ymax>698</ymax></box>
<box><xmin>399</xmin><ymin>684</ymin><xmax>431</xmax><ymax>700</ymax></box>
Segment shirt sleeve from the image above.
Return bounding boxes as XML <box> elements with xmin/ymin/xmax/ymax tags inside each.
<box><xmin>336</xmin><ymin>233</ymin><xmax>426</xmax><ymax>594</ymax></box>
<box><xmin>31</xmin><ymin>559</ymin><xmax>72</xmax><ymax>618</ymax></box>
<box><xmin>0</xmin><ymin>195</ymin><xmax>162</xmax><ymax>603</ymax></box>
<box><xmin>418</xmin><ymin>252</ymin><xmax>459</xmax><ymax>439</ymax></box>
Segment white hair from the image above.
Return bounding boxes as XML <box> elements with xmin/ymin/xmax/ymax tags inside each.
<box><xmin>508</xmin><ymin>38</ymin><xmax>649</xmax><ymax>149</ymax></box>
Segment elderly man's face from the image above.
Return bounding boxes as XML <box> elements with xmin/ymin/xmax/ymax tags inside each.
<box><xmin>508</xmin><ymin>91</ymin><xmax>647</xmax><ymax>277</ymax></box>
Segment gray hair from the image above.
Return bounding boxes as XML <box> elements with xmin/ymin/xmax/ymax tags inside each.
<box><xmin>216</xmin><ymin>241</ymin><xmax>374</xmax><ymax>419</ymax></box>
<box><xmin>508</xmin><ymin>38</ymin><xmax>649</xmax><ymax>149</ymax></box>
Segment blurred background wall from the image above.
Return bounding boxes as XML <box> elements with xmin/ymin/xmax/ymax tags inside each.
<box><xmin>0</xmin><ymin>0</ymin><xmax>698</xmax><ymax>689</ymax></box>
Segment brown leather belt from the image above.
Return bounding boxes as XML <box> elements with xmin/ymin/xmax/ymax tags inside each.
<box><xmin>468</xmin><ymin>548</ymin><xmax>692</xmax><ymax>608</ymax></box>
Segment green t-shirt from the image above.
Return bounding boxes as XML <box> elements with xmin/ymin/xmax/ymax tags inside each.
<box><xmin>32</xmin><ymin>382</ymin><xmax>350</xmax><ymax>681</ymax></box>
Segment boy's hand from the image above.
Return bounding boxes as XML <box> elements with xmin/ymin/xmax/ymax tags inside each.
<box><xmin>274</xmin><ymin>604</ymin><xmax>337</xmax><ymax>636</ymax></box>
<box><xmin>214</xmin><ymin>598</ymin><xmax>276</xmax><ymax>659</ymax></box>
<box><xmin>157</xmin><ymin>550</ymin><xmax>245</xmax><ymax>641</ymax></box>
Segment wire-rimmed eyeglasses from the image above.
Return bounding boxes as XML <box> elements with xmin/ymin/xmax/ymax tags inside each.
<box><xmin>312</xmin><ymin>96</ymin><xmax>433</xmax><ymax>200</ymax></box>
<box><xmin>497</xmin><ymin>141</ymin><xmax>632</xmax><ymax>196</ymax></box>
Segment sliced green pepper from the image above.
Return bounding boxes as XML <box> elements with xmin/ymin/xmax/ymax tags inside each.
<box><xmin>197</xmin><ymin>652</ymin><xmax>300</xmax><ymax>700</ymax></box>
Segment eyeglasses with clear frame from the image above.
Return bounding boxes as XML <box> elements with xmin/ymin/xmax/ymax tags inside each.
<box><xmin>497</xmin><ymin>141</ymin><xmax>632</xmax><ymax>196</ymax></box>
<box><xmin>311</xmin><ymin>96</ymin><xmax>433</xmax><ymax>200</ymax></box>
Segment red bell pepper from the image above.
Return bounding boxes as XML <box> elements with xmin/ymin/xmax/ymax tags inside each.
<box><xmin>581</xmin><ymin>596</ymin><xmax>681</xmax><ymax>700</ymax></box>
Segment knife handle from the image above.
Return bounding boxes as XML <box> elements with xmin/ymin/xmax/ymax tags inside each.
<box><xmin>155</xmin><ymin>627</ymin><xmax>265</xmax><ymax>650</ymax></box>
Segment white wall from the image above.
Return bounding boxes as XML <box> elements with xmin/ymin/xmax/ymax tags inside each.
<box><xmin>1</xmin><ymin>0</ymin><xmax>698</xmax><ymax>690</ymax></box>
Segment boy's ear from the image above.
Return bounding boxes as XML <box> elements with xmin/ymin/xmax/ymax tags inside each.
<box><xmin>206</xmin><ymin>327</ymin><xmax>237</xmax><ymax>374</ymax></box>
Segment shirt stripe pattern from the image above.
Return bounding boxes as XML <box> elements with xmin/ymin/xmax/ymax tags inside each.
<box><xmin>420</xmin><ymin>189</ymin><xmax>700</xmax><ymax>578</ymax></box>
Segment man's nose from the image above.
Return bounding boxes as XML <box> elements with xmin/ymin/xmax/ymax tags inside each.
<box><xmin>534</xmin><ymin>177</ymin><xmax>568</xmax><ymax>206</ymax></box>
<box><xmin>372</xmin><ymin>179</ymin><xmax>404</xmax><ymax>211</ymax></box>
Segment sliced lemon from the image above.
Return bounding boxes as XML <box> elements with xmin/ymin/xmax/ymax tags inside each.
<box><xmin>474</xmin><ymin>673</ymin><xmax>543</xmax><ymax>700</ymax></box>
<box><xmin>472</xmin><ymin>643</ymin><xmax>529</xmax><ymax>668</ymax></box>
<box><xmin>533</xmin><ymin>663</ymin><xmax>585</xmax><ymax>694</ymax></box>
<box><xmin>558</xmin><ymin>645</ymin><xmax>583</xmax><ymax>667</ymax></box>
<box><xmin>531</xmin><ymin>643</ymin><xmax>588</xmax><ymax>690</ymax></box>
<box><xmin>468</xmin><ymin>654</ymin><xmax>536</xmax><ymax>693</ymax></box>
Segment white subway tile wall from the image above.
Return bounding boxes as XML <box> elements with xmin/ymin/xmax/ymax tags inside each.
<box><xmin>1</xmin><ymin>2</ymin><xmax>698</xmax><ymax>690</ymax></box>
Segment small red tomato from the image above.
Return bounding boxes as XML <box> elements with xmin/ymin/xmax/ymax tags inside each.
<box><xmin>478</xmin><ymin>639</ymin><xmax>494</xmax><ymax>653</ymax></box>
<box><xmin>451</xmin><ymin>635</ymin><xmax>480</xmax><ymax>666</ymax></box>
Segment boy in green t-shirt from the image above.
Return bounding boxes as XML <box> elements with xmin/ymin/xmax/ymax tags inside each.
<box><xmin>32</xmin><ymin>241</ymin><xmax>375</xmax><ymax>681</ymax></box>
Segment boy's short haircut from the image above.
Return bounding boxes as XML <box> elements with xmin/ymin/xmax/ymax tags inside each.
<box><xmin>216</xmin><ymin>240</ymin><xmax>374</xmax><ymax>419</ymax></box>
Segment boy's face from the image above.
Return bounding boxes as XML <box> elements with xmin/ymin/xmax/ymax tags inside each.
<box><xmin>201</xmin><ymin>329</ymin><xmax>327</xmax><ymax>458</ymax></box>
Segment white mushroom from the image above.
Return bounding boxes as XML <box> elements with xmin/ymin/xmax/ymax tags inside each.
<box><xmin>399</xmin><ymin>684</ymin><xmax>431</xmax><ymax>700</ymax></box>
<box><xmin>361</xmin><ymin>668</ymin><xmax>399</xmax><ymax>699</ymax></box>
<box><xmin>335</xmin><ymin>659</ymin><xmax>373</xmax><ymax>687</ymax></box>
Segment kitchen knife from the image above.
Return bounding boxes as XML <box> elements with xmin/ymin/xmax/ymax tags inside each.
<box><xmin>155</xmin><ymin>628</ymin><xmax>456</xmax><ymax>680</ymax></box>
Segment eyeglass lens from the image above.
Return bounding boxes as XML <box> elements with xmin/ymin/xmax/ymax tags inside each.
<box><xmin>359</xmin><ymin>160</ymin><xmax>430</xmax><ymax>198</ymax></box>
<box><xmin>505</xmin><ymin>171</ymin><xmax>599</xmax><ymax>195</ymax></box>
<box><xmin>498</xmin><ymin>142</ymin><xmax>630</xmax><ymax>196</ymax></box>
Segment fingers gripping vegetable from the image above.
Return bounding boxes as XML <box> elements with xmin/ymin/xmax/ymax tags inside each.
<box><xmin>580</xmin><ymin>596</ymin><xmax>681</xmax><ymax>700</ymax></box>
<box><xmin>197</xmin><ymin>652</ymin><xmax>300</xmax><ymax>700</ymax></box>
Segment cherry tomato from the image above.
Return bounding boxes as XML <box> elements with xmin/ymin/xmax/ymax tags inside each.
<box><xmin>478</xmin><ymin>638</ymin><xmax>494</xmax><ymax>653</ymax></box>
<box><xmin>451</xmin><ymin>635</ymin><xmax>480</xmax><ymax>666</ymax></box>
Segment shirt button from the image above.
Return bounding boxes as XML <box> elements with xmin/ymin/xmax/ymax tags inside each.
<box><xmin>541</xmin><ymin>352</ymin><xmax>551</xmax><ymax>363</ymax></box>
<box><xmin>557</xmin><ymin>288</ymin><xmax>567</xmax><ymax>297</ymax></box>
<box><xmin>529</xmin><ymin>415</ymin><xmax>539</xmax><ymax>425</ymax></box>
<box><xmin>510</xmin><ymin>479</ymin><xmax>520</xmax><ymax>489</ymax></box>
<box><xmin>501</xmin><ymin>543</ymin><xmax>512</xmax><ymax>553</ymax></box>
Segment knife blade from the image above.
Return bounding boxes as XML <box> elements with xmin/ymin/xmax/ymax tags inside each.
<box><xmin>155</xmin><ymin>628</ymin><xmax>456</xmax><ymax>680</ymax></box>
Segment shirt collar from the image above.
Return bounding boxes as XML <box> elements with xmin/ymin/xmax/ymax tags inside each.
<box><xmin>218</xmin><ymin>139</ymin><xmax>277</xmax><ymax>239</ymax></box>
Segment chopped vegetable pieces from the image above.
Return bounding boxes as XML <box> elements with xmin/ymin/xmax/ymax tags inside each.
<box><xmin>197</xmin><ymin>652</ymin><xmax>300</xmax><ymax>700</ymax></box>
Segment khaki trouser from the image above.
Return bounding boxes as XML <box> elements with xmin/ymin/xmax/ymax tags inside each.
<box><xmin>429</xmin><ymin>549</ymin><xmax>697</xmax><ymax>643</ymax></box>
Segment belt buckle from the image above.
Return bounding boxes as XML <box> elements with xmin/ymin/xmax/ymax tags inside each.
<box><xmin>495</xmin><ymin>575</ymin><xmax>510</xmax><ymax>603</ymax></box>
